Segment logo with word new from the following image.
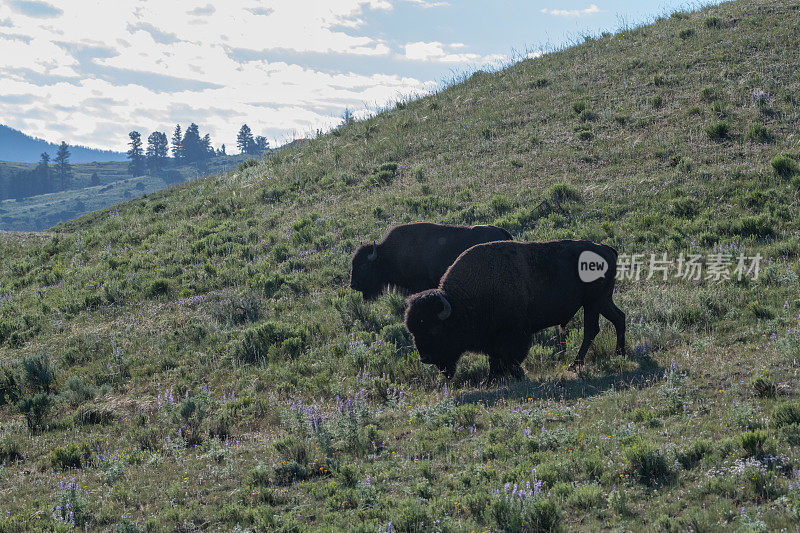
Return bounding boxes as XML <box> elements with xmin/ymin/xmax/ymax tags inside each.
<box><xmin>578</xmin><ymin>251</ymin><xmax>608</xmax><ymax>282</ymax></box>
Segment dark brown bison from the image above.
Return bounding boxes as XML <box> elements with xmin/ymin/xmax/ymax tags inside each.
<box><xmin>404</xmin><ymin>240</ymin><xmax>625</xmax><ymax>379</ymax></box>
<box><xmin>349</xmin><ymin>223</ymin><xmax>512</xmax><ymax>300</ymax></box>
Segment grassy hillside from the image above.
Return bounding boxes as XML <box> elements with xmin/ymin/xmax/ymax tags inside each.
<box><xmin>2</xmin><ymin>0</ymin><xmax>800</xmax><ymax>530</ymax></box>
<box><xmin>0</xmin><ymin>155</ymin><xmax>253</xmax><ymax>231</ymax></box>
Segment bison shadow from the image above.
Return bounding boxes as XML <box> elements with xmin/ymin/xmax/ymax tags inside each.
<box><xmin>456</xmin><ymin>353</ymin><xmax>662</xmax><ymax>406</ymax></box>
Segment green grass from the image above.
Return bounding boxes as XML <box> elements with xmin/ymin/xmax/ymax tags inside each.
<box><xmin>2</xmin><ymin>0</ymin><xmax>800</xmax><ymax>530</ymax></box>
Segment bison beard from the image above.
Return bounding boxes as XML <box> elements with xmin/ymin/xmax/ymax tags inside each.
<box><xmin>404</xmin><ymin>240</ymin><xmax>626</xmax><ymax>379</ymax></box>
<box><xmin>349</xmin><ymin>223</ymin><xmax>512</xmax><ymax>300</ymax></box>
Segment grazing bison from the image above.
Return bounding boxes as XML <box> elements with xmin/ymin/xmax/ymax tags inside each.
<box><xmin>349</xmin><ymin>223</ymin><xmax>512</xmax><ymax>300</ymax></box>
<box><xmin>404</xmin><ymin>240</ymin><xmax>625</xmax><ymax>379</ymax></box>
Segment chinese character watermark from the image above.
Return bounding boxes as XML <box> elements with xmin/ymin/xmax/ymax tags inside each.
<box><xmin>616</xmin><ymin>252</ymin><xmax>762</xmax><ymax>282</ymax></box>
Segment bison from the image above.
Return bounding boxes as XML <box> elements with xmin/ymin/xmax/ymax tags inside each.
<box><xmin>404</xmin><ymin>239</ymin><xmax>625</xmax><ymax>379</ymax></box>
<box><xmin>349</xmin><ymin>223</ymin><xmax>512</xmax><ymax>300</ymax></box>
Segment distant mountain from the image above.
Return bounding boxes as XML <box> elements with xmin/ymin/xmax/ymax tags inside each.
<box><xmin>0</xmin><ymin>124</ymin><xmax>126</xmax><ymax>163</ymax></box>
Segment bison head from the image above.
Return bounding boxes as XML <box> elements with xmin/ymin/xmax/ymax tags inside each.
<box><xmin>350</xmin><ymin>243</ymin><xmax>383</xmax><ymax>300</ymax></box>
<box><xmin>405</xmin><ymin>289</ymin><xmax>461</xmax><ymax>377</ymax></box>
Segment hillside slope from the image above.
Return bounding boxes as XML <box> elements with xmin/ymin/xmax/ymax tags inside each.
<box><xmin>0</xmin><ymin>125</ymin><xmax>126</xmax><ymax>163</ymax></box>
<box><xmin>2</xmin><ymin>1</ymin><xmax>800</xmax><ymax>530</ymax></box>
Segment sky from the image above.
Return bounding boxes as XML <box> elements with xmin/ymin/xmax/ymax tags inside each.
<box><xmin>0</xmin><ymin>0</ymin><xmax>721</xmax><ymax>153</ymax></box>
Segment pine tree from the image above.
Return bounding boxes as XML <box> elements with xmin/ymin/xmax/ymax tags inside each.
<box><xmin>36</xmin><ymin>152</ymin><xmax>51</xmax><ymax>193</ymax></box>
<box><xmin>237</xmin><ymin>124</ymin><xmax>254</xmax><ymax>154</ymax></box>
<box><xmin>201</xmin><ymin>133</ymin><xmax>213</xmax><ymax>160</ymax></box>
<box><xmin>146</xmin><ymin>131</ymin><xmax>169</xmax><ymax>172</ymax></box>
<box><xmin>127</xmin><ymin>131</ymin><xmax>146</xmax><ymax>176</ymax></box>
<box><xmin>54</xmin><ymin>141</ymin><xmax>72</xmax><ymax>190</ymax></box>
<box><xmin>218</xmin><ymin>144</ymin><xmax>226</xmax><ymax>156</ymax></box>
<box><xmin>182</xmin><ymin>123</ymin><xmax>201</xmax><ymax>163</ymax></box>
<box><xmin>254</xmin><ymin>136</ymin><xmax>269</xmax><ymax>154</ymax></box>
<box><xmin>171</xmin><ymin>124</ymin><xmax>183</xmax><ymax>162</ymax></box>
<box><xmin>90</xmin><ymin>172</ymin><xmax>100</xmax><ymax>186</ymax></box>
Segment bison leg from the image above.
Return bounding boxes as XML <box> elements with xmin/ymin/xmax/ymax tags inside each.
<box><xmin>601</xmin><ymin>300</ymin><xmax>626</xmax><ymax>356</ymax></box>
<box><xmin>555</xmin><ymin>324</ymin><xmax>568</xmax><ymax>353</ymax></box>
<box><xmin>569</xmin><ymin>304</ymin><xmax>600</xmax><ymax>371</ymax></box>
<box><xmin>487</xmin><ymin>332</ymin><xmax>531</xmax><ymax>381</ymax></box>
<box><xmin>488</xmin><ymin>359</ymin><xmax>525</xmax><ymax>382</ymax></box>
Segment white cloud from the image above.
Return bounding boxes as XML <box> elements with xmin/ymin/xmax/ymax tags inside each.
<box><xmin>541</xmin><ymin>4</ymin><xmax>599</xmax><ymax>17</ymax></box>
<box><xmin>0</xmin><ymin>0</ymin><xmax>537</xmax><ymax>151</ymax></box>
<box><xmin>405</xmin><ymin>0</ymin><xmax>450</xmax><ymax>7</ymax></box>
<box><xmin>0</xmin><ymin>0</ymin><xmax>427</xmax><ymax>150</ymax></box>
<box><xmin>403</xmin><ymin>41</ymin><xmax>502</xmax><ymax>64</ymax></box>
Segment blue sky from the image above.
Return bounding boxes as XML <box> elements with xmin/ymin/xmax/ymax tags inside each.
<box><xmin>0</xmin><ymin>0</ymin><xmax>721</xmax><ymax>152</ymax></box>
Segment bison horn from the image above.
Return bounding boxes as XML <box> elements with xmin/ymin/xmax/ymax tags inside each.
<box><xmin>437</xmin><ymin>294</ymin><xmax>451</xmax><ymax>320</ymax></box>
<box><xmin>367</xmin><ymin>242</ymin><xmax>377</xmax><ymax>261</ymax></box>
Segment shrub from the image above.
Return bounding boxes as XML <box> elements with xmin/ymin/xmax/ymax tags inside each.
<box><xmin>333</xmin><ymin>291</ymin><xmax>378</xmax><ymax>330</ymax></box>
<box><xmin>547</xmin><ymin>182</ymin><xmax>581</xmax><ymax>202</ymax></box>
<box><xmin>0</xmin><ymin>365</ymin><xmax>20</xmax><ymax>406</ymax></box>
<box><xmin>233</xmin><ymin>321</ymin><xmax>306</xmax><ymax>364</ymax></box>
<box><xmin>671</xmin><ymin>196</ymin><xmax>698</xmax><ymax>217</ymax></box>
<box><xmin>679</xmin><ymin>28</ymin><xmax>695</xmax><ymax>39</ymax></box>
<box><xmin>572</xmin><ymin>100</ymin><xmax>587</xmax><ymax>114</ymax></box>
<box><xmin>380</xmin><ymin>323</ymin><xmax>411</xmax><ymax>347</ymax></box>
<box><xmin>370</xmin><ymin>163</ymin><xmax>398</xmax><ymax>186</ymax></box>
<box><xmin>50</xmin><ymin>440</ymin><xmax>93</xmax><ymax>470</ymax></box>
<box><xmin>490</xmin><ymin>194</ymin><xmax>514</xmax><ymax>214</ymax></box>
<box><xmin>730</xmin><ymin>214</ymin><xmax>773</xmax><ymax>237</ymax></box>
<box><xmin>704</xmin><ymin>16</ymin><xmax>722</xmax><ymax>28</ymax></box>
<box><xmin>74</xmin><ymin>404</ymin><xmax>115</xmax><ymax>426</ymax></box>
<box><xmin>567</xmin><ymin>484</ymin><xmax>604</xmax><ymax>510</ymax></box>
<box><xmin>18</xmin><ymin>393</ymin><xmax>54</xmax><ymax>432</ymax></box>
<box><xmin>62</xmin><ymin>375</ymin><xmax>97</xmax><ymax>406</ymax></box>
<box><xmin>740</xmin><ymin>429</ymin><xmax>773</xmax><ymax>458</ymax></box>
<box><xmin>211</xmin><ymin>291</ymin><xmax>262</xmax><ymax>325</ymax></box>
<box><xmin>237</xmin><ymin>159</ymin><xmax>258</xmax><ymax>172</ymax></box>
<box><xmin>675</xmin><ymin>439</ymin><xmax>713</xmax><ymax>469</ymax></box>
<box><xmin>0</xmin><ymin>434</ymin><xmax>24</xmax><ymax>463</ymax></box>
<box><xmin>649</xmin><ymin>94</ymin><xmax>664</xmax><ymax>109</ymax></box>
<box><xmin>745</xmin><ymin>123</ymin><xmax>773</xmax><ymax>143</ymax></box>
<box><xmin>771</xmin><ymin>154</ymin><xmax>798</xmax><ymax>178</ymax></box>
<box><xmin>454</xmin><ymin>353</ymin><xmax>489</xmax><ymax>387</ymax></box>
<box><xmin>575</xmin><ymin>129</ymin><xmax>594</xmax><ymax>141</ymax></box>
<box><xmin>772</xmin><ymin>402</ymin><xmax>800</xmax><ymax>428</ymax></box>
<box><xmin>624</xmin><ymin>441</ymin><xmax>671</xmax><ymax>485</ymax></box>
<box><xmin>455</xmin><ymin>403</ymin><xmax>480</xmax><ymax>427</ymax></box>
<box><xmin>710</xmin><ymin>99</ymin><xmax>727</xmax><ymax>117</ymax></box>
<box><xmin>274</xmin><ymin>461</ymin><xmax>308</xmax><ymax>486</ymax></box>
<box><xmin>677</xmin><ymin>157</ymin><xmax>694</xmax><ymax>173</ymax></box>
<box><xmin>706</xmin><ymin>120</ymin><xmax>730</xmax><ymax>141</ymax></box>
<box><xmin>750</xmin><ymin>376</ymin><xmax>777</xmax><ymax>398</ymax></box>
<box><xmin>337</xmin><ymin>464</ymin><xmax>359</xmax><ymax>488</ymax></box>
<box><xmin>412</xmin><ymin>164</ymin><xmax>425</xmax><ymax>181</ymax></box>
<box><xmin>491</xmin><ymin>496</ymin><xmax>560</xmax><ymax>533</ymax></box>
<box><xmin>145</xmin><ymin>278</ymin><xmax>170</xmax><ymax>297</ymax></box>
<box><xmin>21</xmin><ymin>353</ymin><xmax>55</xmax><ymax>393</ymax></box>
<box><xmin>699</xmin><ymin>85</ymin><xmax>718</xmax><ymax>102</ymax></box>
<box><xmin>378</xmin><ymin>162</ymin><xmax>398</xmax><ymax>174</ymax></box>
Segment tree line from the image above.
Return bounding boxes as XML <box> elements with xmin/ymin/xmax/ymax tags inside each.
<box><xmin>0</xmin><ymin>142</ymin><xmax>73</xmax><ymax>201</ymax></box>
<box><xmin>127</xmin><ymin>123</ymin><xmax>270</xmax><ymax>177</ymax></box>
<box><xmin>0</xmin><ymin>123</ymin><xmax>270</xmax><ymax>201</ymax></box>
